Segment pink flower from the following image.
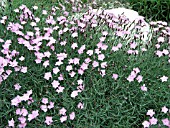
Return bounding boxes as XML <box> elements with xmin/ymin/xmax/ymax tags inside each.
<box><xmin>98</xmin><ymin>54</ymin><xmax>105</xmax><ymax>61</ymax></box>
<box><xmin>44</xmin><ymin>72</ymin><xmax>52</xmax><ymax>80</ymax></box>
<box><xmin>20</xmin><ymin>67</ymin><xmax>27</xmax><ymax>73</ymax></box>
<box><xmin>77</xmin><ymin>102</ymin><xmax>84</xmax><ymax>109</ymax></box>
<box><xmin>72</xmin><ymin>32</ymin><xmax>78</xmax><ymax>38</ymax></box>
<box><xmin>161</xmin><ymin>106</ymin><xmax>168</xmax><ymax>113</ymax></box>
<box><xmin>71</xmin><ymin>90</ymin><xmax>79</xmax><ymax>98</ymax></box>
<box><xmin>87</xmin><ymin>50</ymin><xmax>93</xmax><ymax>56</ymax></box>
<box><xmin>45</xmin><ymin>116</ymin><xmax>53</xmax><ymax>125</ymax></box>
<box><xmin>42</xmin><ymin>10</ymin><xmax>47</xmax><ymax>15</ymax></box>
<box><xmin>71</xmin><ymin>43</ymin><xmax>78</xmax><ymax>49</ymax></box>
<box><xmin>136</xmin><ymin>75</ymin><xmax>143</xmax><ymax>83</ymax></box>
<box><xmin>141</xmin><ymin>84</ymin><xmax>147</xmax><ymax>92</ymax></box>
<box><xmin>8</xmin><ymin>118</ymin><xmax>15</xmax><ymax>127</ymax></box>
<box><xmin>59</xmin><ymin>107</ymin><xmax>67</xmax><ymax>115</ymax></box>
<box><xmin>69</xmin><ymin>112</ymin><xmax>75</xmax><ymax>120</ymax></box>
<box><xmin>162</xmin><ymin>49</ymin><xmax>169</xmax><ymax>55</ymax></box>
<box><xmin>52</xmin><ymin>80</ymin><xmax>60</xmax><ymax>89</ymax></box>
<box><xmin>48</xmin><ymin>102</ymin><xmax>54</xmax><ymax>109</ymax></box>
<box><xmin>66</xmin><ymin>65</ymin><xmax>73</xmax><ymax>72</ymax></box>
<box><xmin>21</xmin><ymin>108</ymin><xmax>28</xmax><ymax>116</ymax></box>
<box><xmin>53</xmin><ymin>67</ymin><xmax>60</xmax><ymax>74</ymax></box>
<box><xmin>147</xmin><ymin>109</ymin><xmax>155</xmax><ymax>117</ymax></box>
<box><xmin>157</xmin><ymin>36</ymin><xmax>164</xmax><ymax>43</ymax></box>
<box><xmin>56</xmin><ymin>86</ymin><xmax>64</xmax><ymax>93</ymax></box>
<box><xmin>28</xmin><ymin>110</ymin><xmax>39</xmax><ymax>121</ymax></box>
<box><xmin>142</xmin><ymin>120</ymin><xmax>150</xmax><ymax>128</ymax></box>
<box><xmin>43</xmin><ymin>60</ymin><xmax>49</xmax><ymax>68</ymax></box>
<box><xmin>162</xmin><ymin>118</ymin><xmax>170</xmax><ymax>126</ymax></box>
<box><xmin>33</xmin><ymin>6</ymin><xmax>38</xmax><ymax>10</ymax></box>
<box><xmin>14</xmin><ymin>83</ymin><xmax>21</xmax><ymax>90</ymax></box>
<box><xmin>112</xmin><ymin>74</ymin><xmax>118</xmax><ymax>80</ymax></box>
<box><xmin>130</xmin><ymin>42</ymin><xmax>137</xmax><ymax>49</ymax></box>
<box><xmin>19</xmin><ymin>56</ymin><xmax>25</xmax><ymax>61</ymax></box>
<box><xmin>127</xmin><ymin>75</ymin><xmax>135</xmax><ymax>82</ymax></box>
<box><xmin>160</xmin><ymin>76</ymin><xmax>168</xmax><ymax>82</ymax></box>
<box><xmin>92</xmin><ymin>61</ymin><xmax>99</xmax><ymax>68</ymax></box>
<box><xmin>40</xmin><ymin>105</ymin><xmax>48</xmax><ymax>112</ymax></box>
<box><xmin>77</xmin><ymin>79</ymin><xmax>83</xmax><ymax>85</ymax></box>
<box><xmin>60</xmin><ymin>116</ymin><xmax>67</xmax><ymax>123</ymax></box>
<box><xmin>42</xmin><ymin>98</ymin><xmax>48</xmax><ymax>104</ymax></box>
<box><xmin>149</xmin><ymin>117</ymin><xmax>158</xmax><ymax>125</ymax></box>
<box><xmin>18</xmin><ymin>116</ymin><xmax>26</xmax><ymax>124</ymax></box>
<box><xmin>155</xmin><ymin>50</ymin><xmax>163</xmax><ymax>57</ymax></box>
<box><xmin>112</xmin><ymin>46</ymin><xmax>119</xmax><ymax>52</ymax></box>
<box><xmin>73</xmin><ymin>58</ymin><xmax>80</xmax><ymax>65</ymax></box>
<box><xmin>101</xmin><ymin>62</ymin><xmax>107</xmax><ymax>68</ymax></box>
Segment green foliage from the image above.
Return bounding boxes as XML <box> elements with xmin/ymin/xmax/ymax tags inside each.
<box><xmin>128</xmin><ymin>0</ymin><xmax>170</xmax><ymax>21</ymax></box>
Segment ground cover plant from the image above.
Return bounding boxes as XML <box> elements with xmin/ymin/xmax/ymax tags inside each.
<box><xmin>0</xmin><ymin>1</ymin><xmax>170</xmax><ymax>128</ymax></box>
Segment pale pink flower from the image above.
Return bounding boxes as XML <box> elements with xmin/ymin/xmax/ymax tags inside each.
<box><xmin>69</xmin><ymin>71</ymin><xmax>76</xmax><ymax>77</ymax></box>
<box><xmin>87</xmin><ymin>50</ymin><xmax>93</xmax><ymax>56</ymax></box>
<box><xmin>28</xmin><ymin>110</ymin><xmax>39</xmax><ymax>121</ymax></box>
<box><xmin>59</xmin><ymin>107</ymin><xmax>67</xmax><ymax>115</ymax></box>
<box><xmin>71</xmin><ymin>90</ymin><xmax>79</xmax><ymax>98</ymax></box>
<box><xmin>73</xmin><ymin>58</ymin><xmax>80</xmax><ymax>65</ymax></box>
<box><xmin>112</xmin><ymin>74</ymin><xmax>118</xmax><ymax>80</ymax></box>
<box><xmin>66</xmin><ymin>65</ymin><xmax>73</xmax><ymax>72</ymax></box>
<box><xmin>42</xmin><ymin>98</ymin><xmax>48</xmax><ymax>104</ymax></box>
<box><xmin>157</xmin><ymin>36</ymin><xmax>164</xmax><ymax>43</ymax></box>
<box><xmin>112</xmin><ymin>46</ymin><xmax>119</xmax><ymax>52</ymax></box>
<box><xmin>19</xmin><ymin>56</ymin><xmax>25</xmax><ymax>61</ymax></box>
<box><xmin>77</xmin><ymin>79</ymin><xmax>83</xmax><ymax>85</ymax></box>
<box><xmin>60</xmin><ymin>116</ymin><xmax>67</xmax><ymax>123</ymax></box>
<box><xmin>58</xmin><ymin>74</ymin><xmax>64</xmax><ymax>81</ymax></box>
<box><xmin>130</xmin><ymin>42</ymin><xmax>137</xmax><ymax>49</ymax></box>
<box><xmin>155</xmin><ymin>50</ymin><xmax>163</xmax><ymax>57</ymax></box>
<box><xmin>161</xmin><ymin>106</ymin><xmax>168</xmax><ymax>113</ymax></box>
<box><xmin>101</xmin><ymin>62</ymin><xmax>107</xmax><ymax>68</ymax></box>
<box><xmin>33</xmin><ymin>6</ymin><xmax>38</xmax><ymax>10</ymax></box>
<box><xmin>78</xmin><ymin>69</ymin><xmax>84</xmax><ymax>75</ymax></box>
<box><xmin>56</xmin><ymin>86</ymin><xmax>64</xmax><ymax>93</ymax></box>
<box><xmin>149</xmin><ymin>117</ymin><xmax>158</xmax><ymax>125</ymax></box>
<box><xmin>44</xmin><ymin>72</ymin><xmax>52</xmax><ymax>80</ymax></box>
<box><xmin>142</xmin><ymin>120</ymin><xmax>150</xmax><ymax>128</ymax></box>
<box><xmin>43</xmin><ymin>60</ymin><xmax>49</xmax><ymax>68</ymax></box>
<box><xmin>141</xmin><ymin>84</ymin><xmax>147</xmax><ymax>91</ymax></box>
<box><xmin>71</xmin><ymin>43</ymin><xmax>78</xmax><ymax>49</ymax></box>
<box><xmin>127</xmin><ymin>75</ymin><xmax>135</xmax><ymax>82</ymax></box>
<box><xmin>18</xmin><ymin>116</ymin><xmax>26</xmax><ymax>124</ymax></box>
<box><xmin>155</xmin><ymin>44</ymin><xmax>160</xmax><ymax>49</ymax></box>
<box><xmin>42</xmin><ymin>10</ymin><xmax>47</xmax><ymax>15</ymax></box>
<box><xmin>162</xmin><ymin>118</ymin><xmax>170</xmax><ymax>126</ymax></box>
<box><xmin>45</xmin><ymin>116</ymin><xmax>53</xmax><ymax>125</ymax></box>
<box><xmin>136</xmin><ymin>75</ymin><xmax>143</xmax><ymax>83</ymax></box>
<box><xmin>69</xmin><ymin>112</ymin><xmax>75</xmax><ymax>120</ymax></box>
<box><xmin>117</xmin><ymin>43</ymin><xmax>122</xmax><ymax>49</ymax></box>
<box><xmin>147</xmin><ymin>109</ymin><xmax>155</xmax><ymax>117</ymax></box>
<box><xmin>53</xmin><ymin>67</ymin><xmax>60</xmax><ymax>74</ymax></box>
<box><xmin>20</xmin><ymin>67</ymin><xmax>27</xmax><ymax>73</ymax></box>
<box><xmin>48</xmin><ymin>102</ymin><xmax>54</xmax><ymax>109</ymax></box>
<box><xmin>160</xmin><ymin>76</ymin><xmax>168</xmax><ymax>82</ymax></box>
<box><xmin>11</xmin><ymin>95</ymin><xmax>21</xmax><ymax>106</ymax></box>
<box><xmin>44</xmin><ymin>51</ymin><xmax>51</xmax><ymax>58</ymax></box>
<box><xmin>98</xmin><ymin>54</ymin><xmax>105</xmax><ymax>61</ymax></box>
<box><xmin>21</xmin><ymin>108</ymin><xmax>28</xmax><ymax>116</ymax></box>
<box><xmin>95</xmin><ymin>48</ymin><xmax>101</xmax><ymax>54</ymax></box>
<box><xmin>8</xmin><ymin>118</ymin><xmax>15</xmax><ymax>127</ymax></box>
<box><xmin>77</xmin><ymin>102</ymin><xmax>84</xmax><ymax>109</ymax></box>
<box><xmin>14</xmin><ymin>83</ymin><xmax>21</xmax><ymax>90</ymax></box>
<box><xmin>162</xmin><ymin>49</ymin><xmax>169</xmax><ymax>55</ymax></box>
<box><xmin>52</xmin><ymin>80</ymin><xmax>60</xmax><ymax>89</ymax></box>
<box><xmin>92</xmin><ymin>61</ymin><xmax>99</xmax><ymax>68</ymax></box>
<box><xmin>72</xmin><ymin>32</ymin><xmax>78</xmax><ymax>38</ymax></box>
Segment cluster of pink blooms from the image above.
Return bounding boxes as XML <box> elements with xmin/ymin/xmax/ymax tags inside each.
<box><xmin>0</xmin><ymin>1</ymin><xmax>169</xmax><ymax>127</ymax></box>
<box><xmin>142</xmin><ymin>106</ymin><xmax>170</xmax><ymax>128</ymax></box>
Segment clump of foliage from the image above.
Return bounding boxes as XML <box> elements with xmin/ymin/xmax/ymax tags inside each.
<box><xmin>128</xmin><ymin>0</ymin><xmax>170</xmax><ymax>21</ymax></box>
